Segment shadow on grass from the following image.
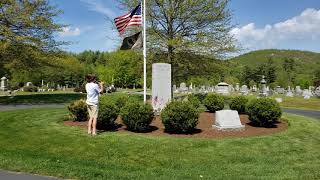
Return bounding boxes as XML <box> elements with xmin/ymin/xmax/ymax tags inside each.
<box><xmin>123</xmin><ymin>125</ymin><xmax>159</xmax><ymax>133</ymax></box>
<box><xmin>164</xmin><ymin>128</ymin><xmax>202</xmax><ymax>135</ymax></box>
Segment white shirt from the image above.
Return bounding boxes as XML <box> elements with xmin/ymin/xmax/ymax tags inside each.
<box><xmin>85</xmin><ymin>82</ymin><xmax>101</xmax><ymax>106</ymax></box>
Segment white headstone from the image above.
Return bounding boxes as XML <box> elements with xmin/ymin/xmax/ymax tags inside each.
<box><xmin>213</xmin><ymin>110</ymin><xmax>244</xmax><ymax>130</ymax></box>
<box><xmin>179</xmin><ymin>82</ymin><xmax>188</xmax><ymax>92</ymax></box>
<box><xmin>215</xmin><ymin>82</ymin><xmax>230</xmax><ymax>95</ymax></box>
<box><xmin>240</xmin><ymin>85</ymin><xmax>248</xmax><ymax>95</ymax></box>
<box><xmin>275</xmin><ymin>98</ymin><xmax>283</xmax><ymax>103</ymax></box>
<box><xmin>0</xmin><ymin>77</ymin><xmax>7</xmax><ymax>91</ymax></box>
<box><xmin>26</xmin><ymin>82</ymin><xmax>33</xmax><ymax>87</ymax></box>
<box><xmin>286</xmin><ymin>86</ymin><xmax>294</xmax><ymax>97</ymax></box>
<box><xmin>235</xmin><ymin>83</ymin><xmax>240</xmax><ymax>91</ymax></box>
<box><xmin>152</xmin><ymin>63</ymin><xmax>172</xmax><ymax>111</ymax></box>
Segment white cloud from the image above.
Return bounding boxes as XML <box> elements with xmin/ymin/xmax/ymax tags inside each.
<box><xmin>231</xmin><ymin>8</ymin><xmax>320</xmax><ymax>50</ymax></box>
<box><xmin>59</xmin><ymin>27</ymin><xmax>81</xmax><ymax>37</ymax></box>
<box><xmin>80</xmin><ymin>0</ymin><xmax>116</xmax><ymax>18</ymax></box>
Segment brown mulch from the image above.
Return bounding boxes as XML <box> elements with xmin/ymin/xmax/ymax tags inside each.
<box><xmin>64</xmin><ymin>112</ymin><xmax>288</xmax><ymax>139</ymax></box>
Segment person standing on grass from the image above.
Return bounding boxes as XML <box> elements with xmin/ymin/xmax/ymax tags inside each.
<box><xmin>85</xmin><ymin>74</ymin><xmax>104</xmax><ymax>136</ymax></box>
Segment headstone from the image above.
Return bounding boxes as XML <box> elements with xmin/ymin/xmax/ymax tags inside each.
<box><xmin>295</xmin><ymin>86</ymin><xmax>302</xmax><ymax>95</ymax></box>
<box><xmin>152</xmin><ymin>63</ymin><xmax>171</xmax><ymax>112</ymax></box>
<box><xmin>276</xmin><ymin>86</ymin><xmax>285</xmax><ymax>94</ymax></box>
<box><xmin>286</xmin><ymin>86</ymin><xmax>294</xmax><ymax>97</ymax></box>
<box><xmin>26</xmin><ymin>82</ymin><xmax>33</xmax><ymax>87</ymax></box>
<box><xmin>189</xmin><ymin>83</ymin><xmax>193</xmax><ymax>90</ymax></box>
<box><xmin>0</xmin><ymin>77</ymin><xmax>8</xmax><ymax>91</ymax></box>
<box><xmin>179</xmin><ymin>82</ymin><xmax>188</xmax><ymax>93</ymax></box>
<box><xmin>240</xmin><ymin>85</ymin><xmax>248</xmax><ymax>95</ymax></box>
<box><xmin>215</xmin><ymin>82</ymin><xmax>230</xmax><ymax>95</ymax></box>
<box><xmin>213</xmin><ymin>110</ymin><xmax>244</xmax><ymax>130</ymax></box>
<box><xmin>173</xmin><ymin>85</ymin><xmax>177</xmax><ymax>92</ymax></box>
<box><xmin>252</xmin><ymin>85</ymin><xmax>257</xmax><ymax>92</ymax></box>
<box><xmin>315</xmin><ymin>87</ymin><xmax>320</xmax><ymax>97</ymax></box>
<box><xmin>275</xmin><ymin>98</ymin><xmax>283</xmax><ymax>103</ymax></box>
<box><xmin>41</xmin><ymin>80</ymin><xmax>44</xmax><ymax>86</ymax></box>
<box><xmin>235</xmin><ymin>83</ymin><xmax>240</xmax><ymax>91</ymax></box>
<box><xmin>259</xmin><ymin>75</ymin><xmax>268</xmax><ymax>96</ymax></box>
<box><xmin>302</xmin><ymin>89</ymin><xmax>313</xmax><ymax>99</ymax></box>
<box><xmin>199</xmin><ymin>85</ymin><xmax>206</xmax><ymax>93</ymax></box>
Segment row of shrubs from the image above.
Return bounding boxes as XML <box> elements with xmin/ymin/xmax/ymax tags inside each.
<box><xmin>68</xmin><ymin>93</ymin><xmax>282</xmax><ymax>134</ymax></box>
<box><xmin>68</xmin><ymin>94</ymin><xmax>200</xmax><ymax>133</ymax></box>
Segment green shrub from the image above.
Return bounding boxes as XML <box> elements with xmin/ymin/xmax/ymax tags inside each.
<box><xmin>97</xmin><ymin>98</ymin><xmax>119</xmax><ymax>129</ymax></box>
<box><xmin>115</xmin><ymin>95</ymin><xmax>129</xmax><ymax>109</ymax></box>
<box><xmin>187</xmin><ymin>94</ymin><xmax>201</xmax><ymax>109</ymax></box>
<box><xmin>203</xmin><ymin>93</ymin><xmax>224</xmax><ymax>112</ymax></box>
<box><xmin>230</xmin><ymin>96</ymin><xmax>248</xmax><ymax>114</ymax></box>
<box><xmin>68</xmin><ymin>99</ymin><xmax>88</xmax><ymax>122</ymax></box>
<box><xmin>194</xmin><ymin>93</ymin><xmax>207</xmax><ymax>103</ymax></box>
<box><xmin>120</xmin><ymin>101</ymin><xmax>154</xmax><ymax>132</ymax></box>
<box><xmin>246</xmin><ymin>98</ymin><xmax>282</xmax><ymax>127</ymax></box>
<box><xmin>161</xmin><ymin>101</ymin><xmax>199</xmax><ymax>133</ymax></box>
<box><xmin>23</xmin><ymin>85</ymin><xmax>38</xmax><ymax>92</ymax></box>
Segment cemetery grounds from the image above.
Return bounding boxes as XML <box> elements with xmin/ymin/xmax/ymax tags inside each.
<box><xmin>0</xmin><ymin>91</ymin><xmax>319</xmax><ymax>179</ymax></box>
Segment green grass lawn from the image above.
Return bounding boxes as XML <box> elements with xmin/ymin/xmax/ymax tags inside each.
<box><xmin>0</xmin><ymin>93</ymin><xmax>86</xmax><ymax>104</ymax></box>
<box><xmin>277</xmin><ymin>96</ymin><xmax>320</xmax><ymax>111</ymax></box>
<box><xmin>0</xmin><ymin>108</ymin><xmax>319</xmax><ymax>179</ymax></box>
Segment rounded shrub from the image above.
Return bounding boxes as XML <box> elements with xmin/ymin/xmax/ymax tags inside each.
<box><xmin>120</xmin><ymin>101</ymin><xmax>154</xmax><ymax>132</ymax></box>
<box><xmin>194</xmin><ymin>93</ymin><xmax>207</xmax><ymax>103</ymax></box>
<box><xmin>115</xmin><ymin>95</ymin><xmax>129</xmax><ymax>109</ymax></box>
<box><xmin>187</xmin><ymin>94</ymin><xmax>201</xmax><ymax>109</ymax></box>
<box><xmin>68</xmin><ymin>99</ymin><xmax>88</xmax><ymax>122</ymax></box>
<box><xmin>97</xmin><ymin>98</ymin><xmax>119</xmax><ymax>129</ymax></box>
<box><xmin>161</xmin><ymin>101</ymin><xmax>199</xmax><ymax>133</ymax></box>
<box><xmin>246</xmin><ymin>98</ymin><xmax>282</xmax><ymax>127</ymax></box>
<box><xmin>229</xmin><ymin>96</ymin><xmax>248</xmax><ymax>114</ymax></box>
<box><xmin>203</xmin><ymin>93</ymin><xmax>224</xmax><ymax>112</ymax></box>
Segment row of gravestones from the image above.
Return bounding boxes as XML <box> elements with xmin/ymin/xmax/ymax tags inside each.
<box><xmin>172</xmin><ymin>81</ymin><xmax>320</xmax><ymax>98</ymax></box>
<box><xmin>0</xmin><ymin>77</ymin><xmax>69</xmax><ymax>93</ymax></box>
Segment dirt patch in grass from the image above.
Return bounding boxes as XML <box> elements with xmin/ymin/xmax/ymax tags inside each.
<box><xmin>64</xmin><ymin>112</ymin><xmax>288</xmax><ymax>139</ymax></box>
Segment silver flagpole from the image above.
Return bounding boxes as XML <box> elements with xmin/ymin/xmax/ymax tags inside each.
<box><xmin>143</xmin><ymin>0</ymin><xmax>147</xmax><ymax>102</ymax></box>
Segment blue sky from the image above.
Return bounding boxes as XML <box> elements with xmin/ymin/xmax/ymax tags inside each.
<box><xmin>52</xmin><ymin>0</ymin><xmax>320</xmax><ymax>53</ymax></box>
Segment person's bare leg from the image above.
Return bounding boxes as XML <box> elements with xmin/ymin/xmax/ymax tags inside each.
<box><xmin>88</xmin><ymin>117</ymin><xmax>93</xmax><ymax>134</ymax></box>
<box><xmin>92</xmin><ymin>117</ymin><xmax>97</xmax><ymax>135</ymax></box>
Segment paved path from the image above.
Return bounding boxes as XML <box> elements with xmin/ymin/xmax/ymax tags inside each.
<box><xmin>282</xmin><ymin>108</ymin><xmax>320</xmax><ymax>120</ymax></box>
<box><xmin>0</xmin><ymin>104</ymin><xmax>65</xmax><ymax>112</ymax></box>
<box><xmin>0</xmin><ymin>170</ymin><xmax>61</xmax><ymax>180</ymax></box>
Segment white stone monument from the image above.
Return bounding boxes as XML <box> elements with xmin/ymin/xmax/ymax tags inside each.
<box><xmin>0</xmin><ymin>77</ymin><xmax>8</xmax><ymax>91</ymax></box>
<box><xmin>152</xmin><ymin>63</ymin><xmax>171</xmax><ymax>112</ymax></box>
<box><xmin>179</xmin><ymin>82</ymin><xmax>188</xmax><ymax>93</ymax></box>
<box><xmin>235</xmin><ymin>83</ymin><xmax>240</xmax><ymax>91</ymax></box>
<box><xmin>215</xmin><ymin>82</ymin><xmax>230</xmax><ymax>95</ymax></box>
<box><xmin>303</xmin><ymin>89</ymin><xmax>313</xmax><ymax>99</ymax></box>
<box><xmin>259</xmin><ymin>75</ymin><xmax>268</xmax><ymax>96</ymax></box>
<box><xmin>240</xmin><ymin>85</ymin><xmax>248</xmax><ymax>95</ymax></box>
<box><xmin>213</xmin><ymin>110</ymin><xmax>245</xmax><ymax>130</ymax></box>
<box><xmin>286</xmin><ymin>86</ymin><xmax>294</xmax><ymax>97</ymax></box>
<box><xmin>295</xmin><ymin>86</ymin><xmax>302</xmax><ymax>95</ymax></box>
<box><xmin>26</xmin><ymin>82</ymin><xmax>33</xmax><ymax>87</ymax></box>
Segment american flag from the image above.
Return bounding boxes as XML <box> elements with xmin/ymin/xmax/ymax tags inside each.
<box><xmin>114</xmin><ymin>4</ymin><xmax>142</xmax><ymax>35</ymax></box>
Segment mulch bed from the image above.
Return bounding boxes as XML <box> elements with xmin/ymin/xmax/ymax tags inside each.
<box><xmin>64</xmin><ymin>112</ymin><xmax>288</xmax><ymax>139</ymax></box>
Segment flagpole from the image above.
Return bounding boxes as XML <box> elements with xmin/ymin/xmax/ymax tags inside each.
<box><xmin>143</xmin><ymin>0</ymin><xmax>147</xmax><ymax>103</ymax></box>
